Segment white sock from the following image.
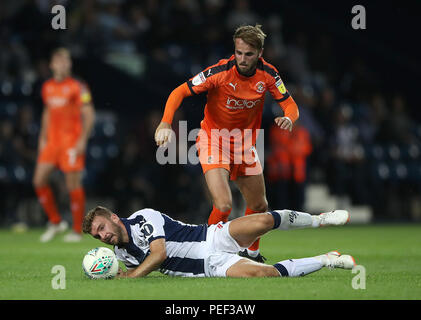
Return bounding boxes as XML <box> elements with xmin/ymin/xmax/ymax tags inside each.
<box><xmin>273</xmin><ymin>257</ymin><xmax>323</xmax><ymax>277</ymax></box>
<box><xmin>311</xmin><ymin>215</ymin><xmax>321</xmax><ymax>228</ymax></box>
<box><xmin>274</xmin><ymin>210</ymin><xmax>315</xmax><ymax>230</ymax></box>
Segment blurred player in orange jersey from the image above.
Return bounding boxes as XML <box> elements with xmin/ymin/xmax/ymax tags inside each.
<box><xmin>33</xmin><ymin>48</ymin><xmax>95</xmax><ymax>242</ymax></box>
<box><xmin>155</xmin><ymin>25</ymin><xmax>299</xmax><ymax>262</ymax></box>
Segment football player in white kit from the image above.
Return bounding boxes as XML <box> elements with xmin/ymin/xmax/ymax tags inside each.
<box><xmin>82</xmin><ymin>206</ymin><xmax>355</xmax><ymax>278</ymax></box>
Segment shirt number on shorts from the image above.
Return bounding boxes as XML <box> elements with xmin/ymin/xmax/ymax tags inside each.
<box><xmin>67</xmin><ymin>149</ymin><xmax>76</xmax><ymax>166</ymax></box>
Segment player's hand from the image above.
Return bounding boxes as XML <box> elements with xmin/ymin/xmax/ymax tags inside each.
<box><xmin>74</xmin><ymin>138</ymin><xmax>87</xmax><ymax>155</ymax></box>
<box><xmin>116</xmin><ymin>267</ymin><xmax>129</xmax><ymax>279</ymax></box>
<box><xmin>274</xmin><ymin>117</ymin><xmax>293</xmax><ymax>132</ymax></box>
<box><xmin>154</xmin><ymin>121</ymin><xmax>173</xmax><ymax>147</ymax></box>
<box><xmin>38</xmin><ymin>139</ymin><xmax>47</xmax><ymax>151</ymax></box>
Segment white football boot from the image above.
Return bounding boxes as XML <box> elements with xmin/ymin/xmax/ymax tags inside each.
<box><xmin>317</xmin><ymin>210</ymin><xmax>350</xmax><ymax>227</ymax></box>
<box><xmin>63</xmin><ymin>231</ymin><xmax>83</xmax><ymax>242</ymax></box>
<box><xmin>40</xmin><ymin>220</ymin><xmax>68</xmax><ymax>242</ymax></box>
<box><xmin>316</xmin><ymin>251</ymin><xmax>356</xmax><ymax>269</ymax></box>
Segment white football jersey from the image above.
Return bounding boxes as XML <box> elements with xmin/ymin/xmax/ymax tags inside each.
<box><xmin>114</xmin><ymin>208</ymin><xmax>209</xmax><ymax>277</ymax></box>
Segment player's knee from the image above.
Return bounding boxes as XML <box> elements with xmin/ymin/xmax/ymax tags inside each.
<box><xmin>249</xmin><ymin>200</ymin><xmax>268</xmax><ymax>213</ymax></box>
<box><xmin>246</xmin><ymin>265</ymin><xmax>273</xmax><ymax>278</ymax></box>
<box><xmin>214</xmin><ymin>200</ymin><xmax>232</xmax><ymax>213</ymax></box>
<box><xmin>65</xmin><ymin>173</ymin><xmax>82</xmax><ymax>191</ymax></box>
<box><xmin>33</xmin><ymin>175</ymin><xmax>45</xmax><ymax>188</ymax></box>
<box><xmin>253</xmin><ymin>213</ymin><xmax>275</xmax><ymax>231</ymax></box>
<box><xmin>66</xmin><ymin>181</ymin><xmax>81</xmax><ymax>192</ymax></box>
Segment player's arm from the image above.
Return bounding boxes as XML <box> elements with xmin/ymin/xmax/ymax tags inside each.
<box><xmin>155</xmin><ymin>82</ymin><xmax>191</xmax><ymax>146</ymax></box>
<box><xmin>118</xmin><ymin>238</ymin><xmax>167</xmax><ymax>278</ymax></box>
<box><xmin>274</xmin><ymin>97</ymin><xmax>299</xmax><ymax>132</ymax></box>
<box><xmin>75</xmin><ymin>102</ymin><xmax>95</xmax><ymax>155</ymax></box>
<box><xmin>75</xmin><ymin>83</ymin><xmax>95</xmax><ymax>155</ymax></box>
<box><xmin>155</xmin><ymin>65</ymin><xmax>217</xmax><ymax>146</ymax></box>
<box><xmin>266</xmin><ymin>69</ymin><xmax>299</xmax><ymax>132</ymax></box>
<box><xmin>38</xmin><ymin>107</ymin><xmax>49</xmax><ymax>151</ymax></box>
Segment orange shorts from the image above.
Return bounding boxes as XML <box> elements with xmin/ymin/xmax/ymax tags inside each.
<box><xmin>196</xmin><ymin>130</ymin><xmax>262</xmax><ymax>180</ymax></box>
<box><xmin>37</xmin><ymin>142</ymin><xmax>85</xmax><ymax>172</ymax></box>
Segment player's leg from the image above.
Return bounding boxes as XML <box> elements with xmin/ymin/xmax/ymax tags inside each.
<box><xmin>204</xmin><ymin>168</ymin><xmax>233</xmax><ymax>224</ymax></box>
<box><xmin>235</xmin><ymin>173</ymin><xmax>268</xmax><ymax>213</ymax></box>
<box><xmin>63</xmin><ymin>171</ymin><xmax>85</xmax><ymax>242</ymax></box>
<box><xmin>225</xmin><ymin>257</ymin><xmax>323</xmax><ymax>278</ymax></box>
<box><xmin>197</xmin><ymin>128</ymin><xmax>233</xmax><ymax>225</ymax></box>
<box><xmin>273</xmin><ymin>209</ymin><xmax>350</xmax><ymax>229</ymax></box>
<box><xmin>228</xmin><ymin>209</ymin><xmax>349</xmax><ymax>249</ymax></box>
<box><xmin>228</xmin><ymin>212</ymin><xmax>274</xmax><ymax>248</ymax></box>
<box><xmin>226</xmin><ymin>251</ymin><xmax>355</xmax><ymax>278</ymax></box>
<box><xmin>33</xmin><ymin>162</ymin><xmax>68</xmax><ymax>242</ymax></box>
<box><xmin>226</xmin><ymin>258</ymin><xmax>279</xmax><ymax>277</ymax></box>
<box><xmin>208</xmin><ymin>214</ymin><xmax>356</xmax><ymax>278</ymax></box>
<box><xmin>234</xmin><ymin>173</ymin><xmax>268</xmax><ymax>260</ymax></box>
<box><xmin>61</xmin><ymin>147</ymin><xmax>86</xmax><ymax>242</ymax></box>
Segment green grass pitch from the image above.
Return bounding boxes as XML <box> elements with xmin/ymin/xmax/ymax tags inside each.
<box><xmin>1</xmin><ymin>224</ymin><xmax>420</xmax><ymax>300</ymax></box>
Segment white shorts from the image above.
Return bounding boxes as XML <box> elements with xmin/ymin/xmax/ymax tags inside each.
<box><xmin>204</xmin><ymin>221</ymin><xmax>248</xmax><ymax>277</ymax></box>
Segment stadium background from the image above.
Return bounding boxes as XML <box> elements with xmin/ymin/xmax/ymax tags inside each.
<box><xmin>1</xmin><ymin>0</ymin><xmax>420</xmax><ymax>228</ymax></box>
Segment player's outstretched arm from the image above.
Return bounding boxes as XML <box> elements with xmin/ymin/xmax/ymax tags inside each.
<box><xmin>117</xmin><ymin>238</ymin><xmax>167</xmax><ymax>279</ymax></box>
<box><xmin>155</xmin><ymin>83</ymin><xmax>192</xmax><ymax>146</ymax></box>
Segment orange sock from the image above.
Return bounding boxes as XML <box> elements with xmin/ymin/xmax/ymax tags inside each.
<box><xmin>35</xmin><ymin>186</ymin><xmax>61</xmax><ymax>224</ymax></box>
<box><xmin>208</xmin><ymin>205</ymin><xmax>231</xmax><ymax>225</ymax></box>
<box><xmin>245</xmin><ymin>207</ymin><xmax>261</xmax><ymax>251</ymax></box>
<box><xmin>70</xmin><ymin>188</ymin><xmax>85</xmax><ymax>233</ymax></box>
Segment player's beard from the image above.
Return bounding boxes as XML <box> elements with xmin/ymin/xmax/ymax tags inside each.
<box><xmin>236</xmin><ymin>58</ymin><xmax>259</xmax><ymax>77</ymax></box>
<box><xmin>109</xmin><ymin>220</ymin><xmax>126</xmax><ymax>246</ymax></box>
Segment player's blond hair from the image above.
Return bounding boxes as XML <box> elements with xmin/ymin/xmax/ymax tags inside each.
<box><xmin>82</xmin><ymin>206</ymin><xmax>114</xmax><ymax>234</ymax></box>
<box><xmin>233</xmin><ymin>24</ymin><xmax>267</xmax><ymax>51</ymax></box>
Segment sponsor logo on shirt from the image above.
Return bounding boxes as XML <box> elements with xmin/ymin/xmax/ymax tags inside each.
<box><xmin>47</xmin><ymin>96</ymin><xmax>68</xmax><ymax>108</ymax></box>
<box><xmin>225</xmin><ymin>97</ymin><xmax>261</xmax><ymax>110</ymax></box>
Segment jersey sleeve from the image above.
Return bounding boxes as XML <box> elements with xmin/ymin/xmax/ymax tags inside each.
<box><xmin>266</xmin><ymin>66</ymin><xmax>291</xmax><ymax>104</ymax></box>
<box><xmin>161</xmin><ymin>82</ymin><xmax>192</xmax><ymax>124</ymax></box>
<box><xmin>74</xmin><ymin>81</ymin><xmax>92</xmax><ymax>107</ymax></box>
<box><xmin>41</xmin><ymin>82</ymin><xmax>48</xmax><ymax>107</ymax></box>
<box><xmin>80</xmin><ymin>82</ymin><xmax>92</xmax><ymax>104</ymax></box>
<box><xmin>137</xmin><ymin>209</ymin><xmax>166</xmax><ymax>243</ymax></box>
<box><xmin>265</xmin><ymin>66</ymin><xmax>299</xmax><ymax>123</ymax></box>
<box><xmin>186</xmin><ymin>64</ymin><xmax>221</xmax><ymax>95</ymax></box>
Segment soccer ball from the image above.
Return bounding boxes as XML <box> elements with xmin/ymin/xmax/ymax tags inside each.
<box><xmin>82</xmin><ymin>247</ymin><xmax>119</xmax><ymax>279</ymax></box>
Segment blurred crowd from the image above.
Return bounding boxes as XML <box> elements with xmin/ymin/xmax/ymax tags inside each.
<box><xmin>1</xmin><ymin>0</ymin><xmax>421</xmax><ymax>226</ymax></box>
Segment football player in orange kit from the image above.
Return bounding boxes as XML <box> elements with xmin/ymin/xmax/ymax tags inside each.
<box><xmin>33</xmin><ymin>48</ymin><xmax>95</xmax><ymax>242</ymax></box>
<box><xmin>154</xmin><ymin>25</ymin><xmax>299</xmax><ymax>262</ymax></box>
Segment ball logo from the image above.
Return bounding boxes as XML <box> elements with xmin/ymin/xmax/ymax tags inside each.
<box><xmin>83</xmin><ymin>247</ymin><xmax>119</xmax><ymax>279</ymax></box>
<box><xmin>255</xmin><ymin>81</ymin><xmax>266</xmax><ymax>93</ymax></box>
<box><xmin>89</xmin><ymin>256</ymin><xmax>114</xmax><ymax>275</ymax></box>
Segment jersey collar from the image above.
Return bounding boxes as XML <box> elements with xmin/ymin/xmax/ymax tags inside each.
<box><xmin>234</xmin><ymin>58</ymin><xmax>264</xmax><ymax>78</ymax></box>
<box><xmin>116</xmin><ymin>218</ymin><xmax>132</xmax><ymax>249</ymax></box>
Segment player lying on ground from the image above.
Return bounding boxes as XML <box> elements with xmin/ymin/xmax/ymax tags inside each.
<box><xmin>82</xmin><ymin>207</ymin><xmax>355</xmax><ymax>278</ymax></box>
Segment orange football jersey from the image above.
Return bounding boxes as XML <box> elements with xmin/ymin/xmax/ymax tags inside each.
<box><xmin>41</xmin><ymin>76</ymin><xmax>92</xmax><ymax>145</ymax></box>
<box><xmin>187</xmin><ymin>55</ymin><xmax>297</xmax><ymax>139</ymax></box>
